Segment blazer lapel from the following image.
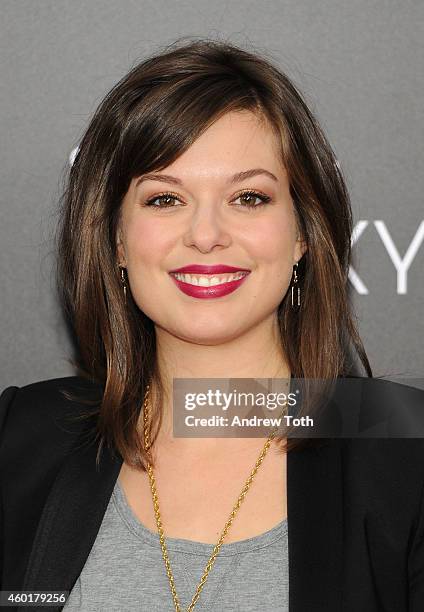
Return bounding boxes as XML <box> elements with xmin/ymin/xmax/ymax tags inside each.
<box><xmin>19</xmin><ymin>410</ymin><xmax>343</xmax><ymax>612</ymax></box>
<box><xmin>287</xmin><ymin>438</ymin><xmax>343</xmax><ymax>611</ymax></box>
<box><xmin>19</xmin><ymin>430</ymin><xmax>123</xmax><ymax>611</ymax></box>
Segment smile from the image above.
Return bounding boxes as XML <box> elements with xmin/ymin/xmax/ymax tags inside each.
<box><xmin>169</xmin><ymin>271</ymin><xmax>250</xmax><ymax>299</ymax></box>
<box><xmin>171</xmin><ymin>272</ymin><xmax>248</xmax><ymax>286</ymax></box>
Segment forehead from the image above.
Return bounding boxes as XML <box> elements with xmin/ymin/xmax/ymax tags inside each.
<box><xmin>157</xmin><ymin>110</ymin><xmax>285</xmax><ymax>179</ymax></box>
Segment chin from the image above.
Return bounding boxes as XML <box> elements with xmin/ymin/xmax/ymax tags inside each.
<box><xmin>170</xmin><ymin>320</ymin><xmax>244</xmax><ymax>346</ymax></box>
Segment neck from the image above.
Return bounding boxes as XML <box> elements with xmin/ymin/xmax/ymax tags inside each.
<box><xmin>148</xmin><ymin>314</ymin><xmax>291</xmax><ymax>449</ymax></box>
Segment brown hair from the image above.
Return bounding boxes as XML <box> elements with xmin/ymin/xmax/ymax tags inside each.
<box><xmin>56</xmin><ymin>36</ymin><xmax>372</xmax><ymax>469</ymax></box>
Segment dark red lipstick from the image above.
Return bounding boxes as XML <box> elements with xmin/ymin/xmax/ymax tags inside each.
<box><xmin>169</xmin><ymin>264</ymin><xmax>250</xmax><ymax>275</ymax></box>
<box><xmin>168</xmin><ymin>264</ymin><xmax>251</xmax><ymax>299</ymax></box>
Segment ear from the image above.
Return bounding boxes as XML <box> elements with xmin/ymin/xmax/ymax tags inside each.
<box><xmin>294</xmin><ymin>234</ymin><xmax>307</xmax><ymax>264</ymax></box>
<box><xmin>116</xmin><ymin>226</ymin><xmax>127</xmax><ymax>267</ymax></box>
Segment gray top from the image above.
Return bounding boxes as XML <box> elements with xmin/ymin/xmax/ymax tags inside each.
<box><xmin>63</xmin><ymin>478</ymin><xmax>289</xmax><ymax>611</ymax></box>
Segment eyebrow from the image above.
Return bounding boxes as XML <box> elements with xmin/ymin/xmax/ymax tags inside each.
<box><xmin>135</xmin><ymin>168</ymin><xmax>279</xmax><ymax>187</ymax></box>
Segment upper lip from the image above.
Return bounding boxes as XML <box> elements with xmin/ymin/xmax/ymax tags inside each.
<box><xmin>169</xmin><ymin>264</ymin><xmax>250</xmax><ymax>275</ymax></box>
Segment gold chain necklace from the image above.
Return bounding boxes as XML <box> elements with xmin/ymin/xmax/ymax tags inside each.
<box><xmin>142</xmin><ymin>382</ymin><xmax>288</xmax><ymax>612</ymax></box>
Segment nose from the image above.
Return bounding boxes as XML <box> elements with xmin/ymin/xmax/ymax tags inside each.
<box><xmin>183</xmin><ymin>201</ymin><xmax>232</xmax><ymax>253</ymax></box>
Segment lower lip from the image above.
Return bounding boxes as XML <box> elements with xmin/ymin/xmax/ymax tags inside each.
<box><xmin>169</xmin><ymin>273</ymin><xmax>250</xmax><ymax>299</ymax></box>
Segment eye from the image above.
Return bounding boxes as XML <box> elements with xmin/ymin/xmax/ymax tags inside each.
<box><xmin>232</xmin><ymin>190</ymin><xmax>272</xmax><ymax>209</ymax></box>
<box><xmin>143</xmin><ymin>189</ymin><xmax>272</xmax><ymax>210</ymax></box>
<box><xmin>143</xmin><ymin>192</ymin><xmax>182</xmax><ymax>208</ymax></box>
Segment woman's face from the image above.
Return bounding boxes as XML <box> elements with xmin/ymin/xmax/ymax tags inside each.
<box><xmin>117</xmin><ymin>110</ymin><xmax>306</xmax><ymax>345</ymax></box>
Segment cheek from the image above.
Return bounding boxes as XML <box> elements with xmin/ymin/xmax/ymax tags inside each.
<box><xmin>247</xmin><ymin>216</ymin><xmax>297</xmax><ymax>298</ymax></box>
<box><xmin>124</xmin><ymin>218</ymin><xmax>171</xmax><ymax>267</ymax></box>
<box><xmin>249</xmin><ymin>216</ymin><xmax>295</xmax><ymax>263</ymax></box>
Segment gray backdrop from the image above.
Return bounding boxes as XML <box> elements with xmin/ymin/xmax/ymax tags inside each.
<box><xmin>1</xmin><ymin>0</ymin><xmax>423</xmax><ymax>390</ymax></box>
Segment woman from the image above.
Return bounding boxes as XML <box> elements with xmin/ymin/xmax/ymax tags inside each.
<box><xmin>1</xmin><ymin>38</ymin><xmax>424</xmax><ymax>612</ymax></box>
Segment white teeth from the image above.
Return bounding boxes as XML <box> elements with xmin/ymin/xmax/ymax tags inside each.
<box><xmin>173</xmin><ymin>272</ymin><xmax>247</xmax><ymax>287</ymax></box>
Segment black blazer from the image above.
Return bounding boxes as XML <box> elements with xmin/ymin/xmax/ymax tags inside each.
<box><xmin>1</xmin><ymin>375</ymin><xmax>424</xmax><ymax>611</ymax></box>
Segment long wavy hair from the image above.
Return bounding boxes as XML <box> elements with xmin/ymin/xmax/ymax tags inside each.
<box><xmin>56</xmin><ymin>37</ymin><xmax>373</xmax><ymax>469</ymax></box>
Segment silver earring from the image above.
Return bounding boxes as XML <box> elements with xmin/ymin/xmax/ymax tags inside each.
<box><xmin>120</xmin><ymin>266</ymin><xmax>127</xmax><ymax>303</ymax></box>
<box><xmin>291</xmin><ymin>262</ymin><xmax>300</xmax><ymax>309</ymax></box>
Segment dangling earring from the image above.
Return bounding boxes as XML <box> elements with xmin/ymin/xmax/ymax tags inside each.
<box><xmin>291</xmin><ymin>262</ymin><xmax>300</xmax><ymax>309</ymax></box>
<box><xmin>120</xmin><ymin>266</ymin><xmax>127</xmax><ymax>303</ymax></box>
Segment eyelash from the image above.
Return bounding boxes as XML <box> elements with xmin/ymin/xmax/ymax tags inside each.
<box><xmin>143</xmin><ymin>189</ymin><xmax>272</xmax><ymax>210</ymax></box>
